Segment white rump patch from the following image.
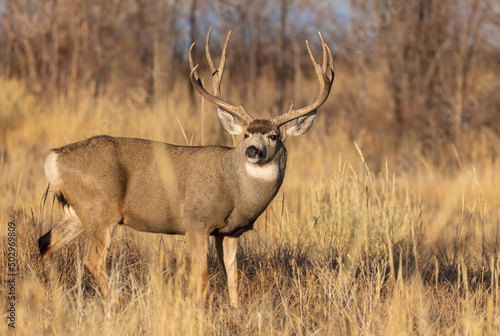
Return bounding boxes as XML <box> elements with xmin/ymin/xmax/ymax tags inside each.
<box><xmin>45</xmin><ymin>151</ymin><xmax>61</xmax><ymax>188</ymax></box>
<box><xmin>245</xmin><ymin>162</ymin><xmax>279</xmax><ymax>181</ymax></box>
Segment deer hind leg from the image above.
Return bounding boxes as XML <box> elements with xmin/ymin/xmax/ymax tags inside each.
<box><xmin>215</xmin><ymin>236</ymin><xmax>239</xmax><ymax>307</ymax></box>
<box><xmin>84</xmin><ymin>223</ymin><xmax>117</xmax><ymax>301</ymax></box>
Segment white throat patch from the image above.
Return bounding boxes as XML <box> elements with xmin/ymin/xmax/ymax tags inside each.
<box><xmin>245</xmin><ymin>162</ymin><xmax>280</xmax><ymax>181</ymax></box>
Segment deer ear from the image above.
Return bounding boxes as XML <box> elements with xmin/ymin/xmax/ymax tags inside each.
<box><xmin>282</xmin><ymin>111</ymin><xmax>317</xmax><ymax>137</ymax></box>
<box><xmin>217</xmin><ymin>108</ymin><xmax>247</xmax><ymax>135</ymax></box>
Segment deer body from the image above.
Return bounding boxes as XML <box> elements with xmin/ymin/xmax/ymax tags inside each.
<box><xmin>47</xmin><ymin>134</ymin><xmax>285</xmax><ymax>237</ymax></box>
<box><xmin>39</xmin><ymin>28</ymin><xmax>334</xmax><ymax>307</ymax></box>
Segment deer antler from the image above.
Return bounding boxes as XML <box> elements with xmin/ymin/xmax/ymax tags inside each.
<box><xmin>189</xmin><ymin>26</ymin><xmax>254</xmax><ymax>124</ymax></box>
<box><xmin>271</xmin><ymin>32</ymin><xmax>334</xmax><ymax>127</ymax></box>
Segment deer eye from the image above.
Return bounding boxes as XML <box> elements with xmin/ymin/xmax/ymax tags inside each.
<box><xmin>244</xmin><ymin>133</ymin><xmax>249</xmax><ymax>139</ymax></box>
<box><xmin>269</xmin><ymin>134</ymin><xmax>278</xmax><ymax>141</ymax></box>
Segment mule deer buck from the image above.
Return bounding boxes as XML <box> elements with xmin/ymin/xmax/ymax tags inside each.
<box><xmin>38</xmin><ymin>27</ymin><xmax>334</xmax><ymax>307</ymax></box>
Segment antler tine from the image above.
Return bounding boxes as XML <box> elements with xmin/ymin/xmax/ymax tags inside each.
<box><xmin>189</xmin><ymin>43</ymin><xmax>199</xmax><ymax>80</ymax></box>
<box><xmin>218</xmin><ymin>28</ymin><xmax>234</xmax><ymax>81</ymax></box>
<box><xmin>318</xmin><ymin>32</ymin><xmax>328</xmax><ymax>74</ymax></box>
<box><xmin>189</xmin><ymin>28</ymin><xmax>253</xmax><ymax>124</ymax></box>
<box><xmin>327</xmin><ymin>44</ymin><xmax>335</xmax><ymax>78</ymax></box>
<box><xmin>205</xmin><ymin>26</ymin><xmax>217</xmax><ymax>75</ymax></box>
<box><xmin>205</xmin><ymin>26</ymin><xmax>234</xmax><ymax>96</ymax></box>
<box><xmin>271</xmin><ymin>34</ymin><xmax>334</xmax><ymax>127</ymax></box>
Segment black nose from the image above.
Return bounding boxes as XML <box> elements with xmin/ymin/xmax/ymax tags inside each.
<box><xmin>246</xmin><ymin>146</ymin><xmax>260</xmax><ymax>159</ymax></box>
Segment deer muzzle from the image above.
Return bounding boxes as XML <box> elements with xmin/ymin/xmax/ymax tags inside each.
<box><xmin>245</xmin><ymin>146</ymin><xmax>266</xmax><ymax>162</ymax></box>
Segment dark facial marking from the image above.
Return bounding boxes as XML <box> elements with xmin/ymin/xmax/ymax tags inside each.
<box><xmin>246</xmin><ymin>119</ymin><xmax>277</xmax><ymax>134</ymax></box>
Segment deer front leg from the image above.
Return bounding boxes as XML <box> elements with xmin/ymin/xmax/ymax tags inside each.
<box><xmin>185</xmin><ymin>231</ymin><xmax>208</xmax><ymax>304</ymax></box>
<box><xmin>215</xmin><ymin>235</ymin><xmax>239</xmax><ymax>307</ymax></box>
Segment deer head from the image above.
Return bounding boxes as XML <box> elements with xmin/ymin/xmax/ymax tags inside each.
<box><xmin>189</xmin><ymin>27</ymin><xmax>335</xmax><ymax>168</ymax></box>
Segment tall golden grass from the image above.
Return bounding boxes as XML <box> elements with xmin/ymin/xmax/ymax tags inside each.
<box><xmin>1</xmin><ymin>76</ymin><xmax>500</xmax><ymax>335</ymax></box>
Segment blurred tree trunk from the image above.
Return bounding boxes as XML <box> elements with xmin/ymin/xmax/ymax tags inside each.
<box><xmin>248</xmin><ymin>1</ymin><xmax>263</xmax><ymax>107</ymax></box>
<box><xmin>236</xmin><ymin>4</ymin><xmax>250</xmax><ymax>107</ymax></box>
<box><xmin>348</xmin><ymin>0</ymin><xmax>370</xmax><ymax>125</ymax></box>
<box><xmin>69</xmin><ymin>22</ymin><xmax>81</xmax><ymax>97</ymax></box>
<box><xmin>136</xmin><ymin>0</ymin><xmax>154</xmax><ymax>104</ymax></box>
<box><xmin>3</xmin><ymin>9</ymin><xmax>13</xmax><ymax>78</ymax></box>
<box><xmin>292</xmin><ymin>33</ymin><xmax>302</xmax><ymax>106</ymax></box>
<box><xmin>48</xmin><ymin>4</ymin><xmax>60</xmax><ymax>92</ymax></box>
<box><xmin>9</xmin><ymin>1</ymin><xmax>40</xmax><ymax>91</ymax></box>
<box><xmin>275</xmin><ymin>0</ymin><xmax>288</xmax><ymax>114</ymax></box>
<box><xmin>3</xmin><ymin>36</ymin><xmax>12</xmax><ymax>78</ymax></box>
<box><xmin>452</xmin><ymin>0</ymin><xmax>483</xmax><ymax>142</ymax></box>
<box><xmin>189</xmin><ymin>0</ymin><xmax>198</xmax><ymax>102</ymax></box>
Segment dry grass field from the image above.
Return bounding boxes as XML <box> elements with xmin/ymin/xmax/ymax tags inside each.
<box><xmin>0</xmin><ymin>72</ymin><xmax>500</xmax><ymax>335</ymax></box>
